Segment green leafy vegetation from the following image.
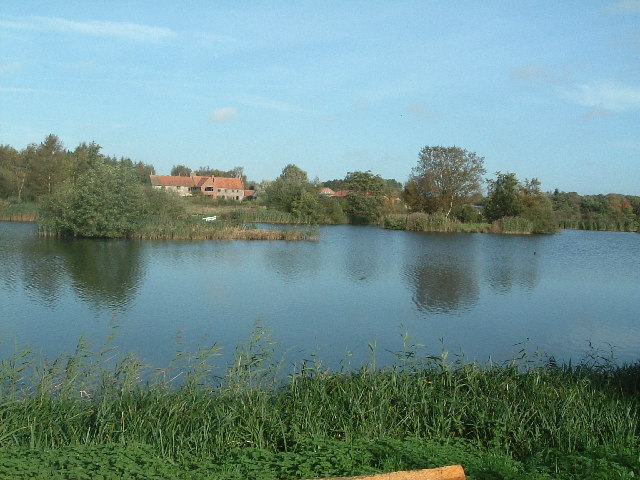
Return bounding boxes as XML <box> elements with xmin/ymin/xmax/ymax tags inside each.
<box><xmin>0</xmin><ymin>329</ymin><xmax>637</xmax><ymax>479</ymax></box>
<box><xmin>405</xmin><ymin>146</ymin><xmax>486</xmax><ymax>218</ymax></box>
<box><xmin>343</xmin><ymin>170</ymin><xmax>387</xmax><ymax>224</ymax></box>
<box><xmin>2</xmin><ymin>134</ymin><xmax>639</xmax><ymax>233</ymax></box>
<box><xmin>552</xmin><ymin>190</ymin><xmax>640</xmax><ymax>232</ymax></box>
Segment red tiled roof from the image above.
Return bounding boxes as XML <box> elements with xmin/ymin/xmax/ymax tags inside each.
<box><xmin>150</xmin><ymin>175</ymin><xmax>196</xmax><ymax>187</ymax></box>
<box><xmin>332</xmin><ymin>189</ymin><xmax>353</xmax><ymax>197</ymax></box>
<box><xmin>244</xmin><ymin>189</ymin><xmax>256</xmax><ymax>197</ymax></box>
<box><xmin>194</xmin><ymin>176</ymin><xmax>214</xmax><ymax>188</ymax></box>
<box><xmin>213</xmin><ymin>177</ymin><xmax>244</xmax><ymax>190</ymax></box>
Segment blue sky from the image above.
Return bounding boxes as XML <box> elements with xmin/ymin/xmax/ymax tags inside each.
<box><xmin>1</xmin><ymin>1</ymin><xmax>639</xmax><ymax>194</ymax></box>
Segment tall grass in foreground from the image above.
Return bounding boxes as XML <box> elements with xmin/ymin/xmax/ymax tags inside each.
<box><xmin>1</xmin><ymin>328</ymin><xmax>637</xmax><ymax>462</ymax></box>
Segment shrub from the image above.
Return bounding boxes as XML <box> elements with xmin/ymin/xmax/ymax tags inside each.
<box><xmin>38</xmin><ymin>162</ymin><xmax>147</xmax><ymax>238</ymax></box>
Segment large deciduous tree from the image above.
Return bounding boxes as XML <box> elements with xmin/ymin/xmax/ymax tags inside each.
<box><xmin>409</xmin><ymin>146</ymin><xmax>486</xmax><ymax>217</ymax></box>
<box><xmin>171</xmin><ymin>164</ymin><xmax>192</xmax><ymax>177</ymax></box>
<box><xmin>344</xmin><ymin>170</ymin><xmax>386</xmax><ymax>224</ymax></box>
<box><xmin>264</xmin><ymin>164</ymin><xmax>321</xmax><ymax>221</ymax></box>
<box><xmin>484</xmin><ymin>172</ymin><xmax>521</xmax><ymax>222</ymax></box>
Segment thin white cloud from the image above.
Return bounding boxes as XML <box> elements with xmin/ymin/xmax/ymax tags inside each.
<box><xmin>1</xmin><ymin>16</ymin><xmax>176</xmax><ymax>42</ymax></box>
<box><xmin>510</xmin><ymin>64</ymin><xmax>568</xmax><ymax>84</ymax></box>
<box><xmin>564</xmin><ymin>81</ymin><xmax>640</xmax><ymax>112</ymax></box>
<box><xmin>210</xmin><ymin>107</ymin><xmax>238</xmax><ymax>122</ymax></box>
<box><xmin>606</xmin><ymin>0</ymin><xmax>640</xmax><ymax>13</ymax></box>
<box><xmin>0</xmin><ymin>86</ymin><xmax>35</xmax><ymax>93</ymax></box>
<box><xmin>0</xmin><ymin>62</ymin><xmax>22</xmax><ymax>76</ymax></box>
<box><xmin>236</xmin><ymin>94</ymin><xmax>310</xmax><ymax>114</ymax></box>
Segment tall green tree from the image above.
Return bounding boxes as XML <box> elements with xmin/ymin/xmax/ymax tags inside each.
<box><xmin>485</xmin><ymin>172</ymin><xmax>556</xmax><ymax>233</ymax></box>
<box><xmin>409</xmin><ymin>146</ymin><xmax>486</xmax><ymax>217</ymax></box>
<box><xmin>39</xmin><ymin>161</ymin><xmax>146</xmax><ymax>238</ymax></box>
<box><xmin>28</xmin><ymin>134</ymin><xmax>69</xmax><ymax>197</ymax></box>
<box><xmin>344</xmin><ymin>170</ymin><xmax>386</xmax><ymax>224</ymax></box>
<box><xmin>518</xmin><ymin>178</ymin><xmax>556</xmax><ymax>233</ymax></box>
<box><xmin>0</xmin><ymin>144</ymin><xmax>22</xmax><ymax>199</ymax></box>
<box><xmin>484</xmin><ymin>172</ymin><xmax>521</xmax><ymax>222</ymax></box>
<box><xmin>264</xmin><ymin>164</ymin><xmax>322</xmax><ymax>221</ymax></box>
<box><xmin>171</xmin><ymin>164</ymin><xmax>192</xmax><ymax>177</ymax></box>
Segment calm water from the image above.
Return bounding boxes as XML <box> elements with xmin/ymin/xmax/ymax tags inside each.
<box><xmin>1</xmin><ymin>221</ymin><xmax>638</xmax><ymax>369</ymax></box>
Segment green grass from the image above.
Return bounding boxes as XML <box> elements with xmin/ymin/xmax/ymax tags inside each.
<box><xmin>0</xmin><ymin>438</ymin><xmax>637</xmax><ymax>479</ymax></box>
<box><xmin>0</xmin><ymin>328</ymin><xmax>638</xmax><ymax>479</ymax></box>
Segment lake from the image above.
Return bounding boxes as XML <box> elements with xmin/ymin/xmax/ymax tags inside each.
<box><xmin>1</xmin><ymin>221</ymin><xmax>638</xmax><ymax>370</ymax></box>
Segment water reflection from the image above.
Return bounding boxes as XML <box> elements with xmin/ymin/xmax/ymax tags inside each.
<box><xmin>55</xmin><ymin>239</ymin><xmax>145</xmax><ymax>312</ymax></box>
<box><xmin>264</xmin><ymin>244</ymin><xmax>320</xmax><ymax>282</ymax></box>
<box><xmin>340</xmin><ymin>226</ymin><xmax>381</xmax><ymax>282</ymax></box>
<box><xmin>404</xmin><ymin>234</ymin><xmax>479</xmax><ymax>314</ymax></box>
<box><xmin>4</xmin><ymin>224</ymin><xmax>146</xmax><ymax>313</ymax></box>
<box><xmin>482</xmin><ymin>237</ymin><xmax>539</xmax><ymax>294</ymax></box>
<box><xmin>20</xmin><ymin>237</ymin><xmax>67</xmax><ymax>307</ymax></box>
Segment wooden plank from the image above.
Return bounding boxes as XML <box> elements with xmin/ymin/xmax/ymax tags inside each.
<box><xmin>305</xmin><ymin>464</ymin><xmax>466</xmax><ymax>480</ymax></box>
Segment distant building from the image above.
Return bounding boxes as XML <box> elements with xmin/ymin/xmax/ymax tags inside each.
<box><xmin>319</xmin><ymin>187</ymin><xmax>335</xmax><ymax>196</ymax></box>
<box><xmin>150</xmin><ymin>174</ymin><xmax>244</xmax><ymax>200</ymax></box>
<box><xmin>332</xmin><ymin>190</ymin><xmax>354</xmax><ymax>197</ymax></box>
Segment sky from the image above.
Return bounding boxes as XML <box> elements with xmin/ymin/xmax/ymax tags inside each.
<box><xmin>1</xmin><ymin>1</ymin><xmax>639</xmax><ymax>195</ymax></box>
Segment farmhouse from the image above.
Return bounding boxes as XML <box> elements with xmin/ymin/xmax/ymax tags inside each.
<box><xmin>149</xmin><ymin>174</ymin><xmax>245</xmax><ymax>200</ymax></box>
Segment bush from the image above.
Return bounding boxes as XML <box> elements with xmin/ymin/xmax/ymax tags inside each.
<box><xmin>39</xmin><ymin>162</ymin><xmax>150</xmax><ymax>238</ymax></box>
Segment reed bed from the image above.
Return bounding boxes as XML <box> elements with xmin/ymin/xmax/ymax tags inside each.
<box><xmin>492</xmin><ymin>216</ymin><xmax>534</xmax><ymax>234</ymax></box>
<box><xmin>37</xmin><ymin>217</ymin><xmax>317</xmax><ymax>241</ymax></box>
<box><xmin>0</xmin><ymin>200</ymin><xmax>38</xmax><ymax>222</ymax></box>
<box><xmin>133</xmin><ymin>219</ymin><xmax>316</xmax><ymax>241</ymax></box>
<box><xmin>184</xmin><ymin>202</ymin><xmax>306</xmax><ymax>224</ymax></box>
<box><xmin>383</xmin><ymin>213</ymin><xmax>491</xmax><ymax>233</ymax></box>
<box><xmin>0</xmin><ymin>328</ymin><xmax>637</xmax><ymax>468</ymax></box>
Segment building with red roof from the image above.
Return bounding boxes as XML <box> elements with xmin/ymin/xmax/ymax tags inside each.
<box><xmin>150</xmin><ymin>174</ymin><xmax>244</xmax><ymax>200</ymax></box>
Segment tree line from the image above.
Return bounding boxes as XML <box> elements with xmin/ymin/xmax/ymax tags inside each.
<box><xmin>1</xmin><ymin>134</ymin><xmax>638</xmax><ymax>235</ymax></box>
<box><xmin>0</xmin><ymin>135</ymin><xmax>154</xmax><ymax>202</ymax></box>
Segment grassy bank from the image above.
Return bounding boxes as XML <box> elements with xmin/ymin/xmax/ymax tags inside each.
<box><xmin>0</xmin><ymin>330</ymin><xmax>637</xmax><ymax>479</ymax></box>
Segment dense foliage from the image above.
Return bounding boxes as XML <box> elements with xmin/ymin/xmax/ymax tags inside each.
<box><xmin>0</xmin><ymin>135</ymin><xmax>154</xmax><ymax>202</ymax></box>
<box><xmin>263</xmin><ymin>164</ymin><xmax>348</xmax><ymax>223</ymax></box>
<box><xmin>552</xmin><ymin>190</ymin><xmax>640</xmax><ymax>231</ymax></box>
<box><xmin>39</xmin><ymin>161</ymin><xmax>148</xmax><ymax>238</ymax></box>
<box><xmin>406</xmin><ymin>146</ymin><xmax>486</xmax><ymax>217</ymax></box>
<box><xmin>343</xmin><ymin>170</ymin><xmax>387</xmax><ymax>223</ymax></box>
<box><xmin>484</xmin><ymin>172</ymin><xmax>556</xmax><ymax>233</ymax></box>
<box><xmin>2</xmin><ymin>135</ymin><xmax>639</xmax><ymax>231</ymax></box>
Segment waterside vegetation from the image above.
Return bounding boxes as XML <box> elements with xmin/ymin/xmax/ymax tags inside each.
<box><xmin>2</xmin><ymin>135</ymin><xmax>639</xmax><ymax>236</ymax></box>
<box><xmin>0</xmin><ymin>329</ymin><xmax>638</xmax><ymax>479</ymax></box>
